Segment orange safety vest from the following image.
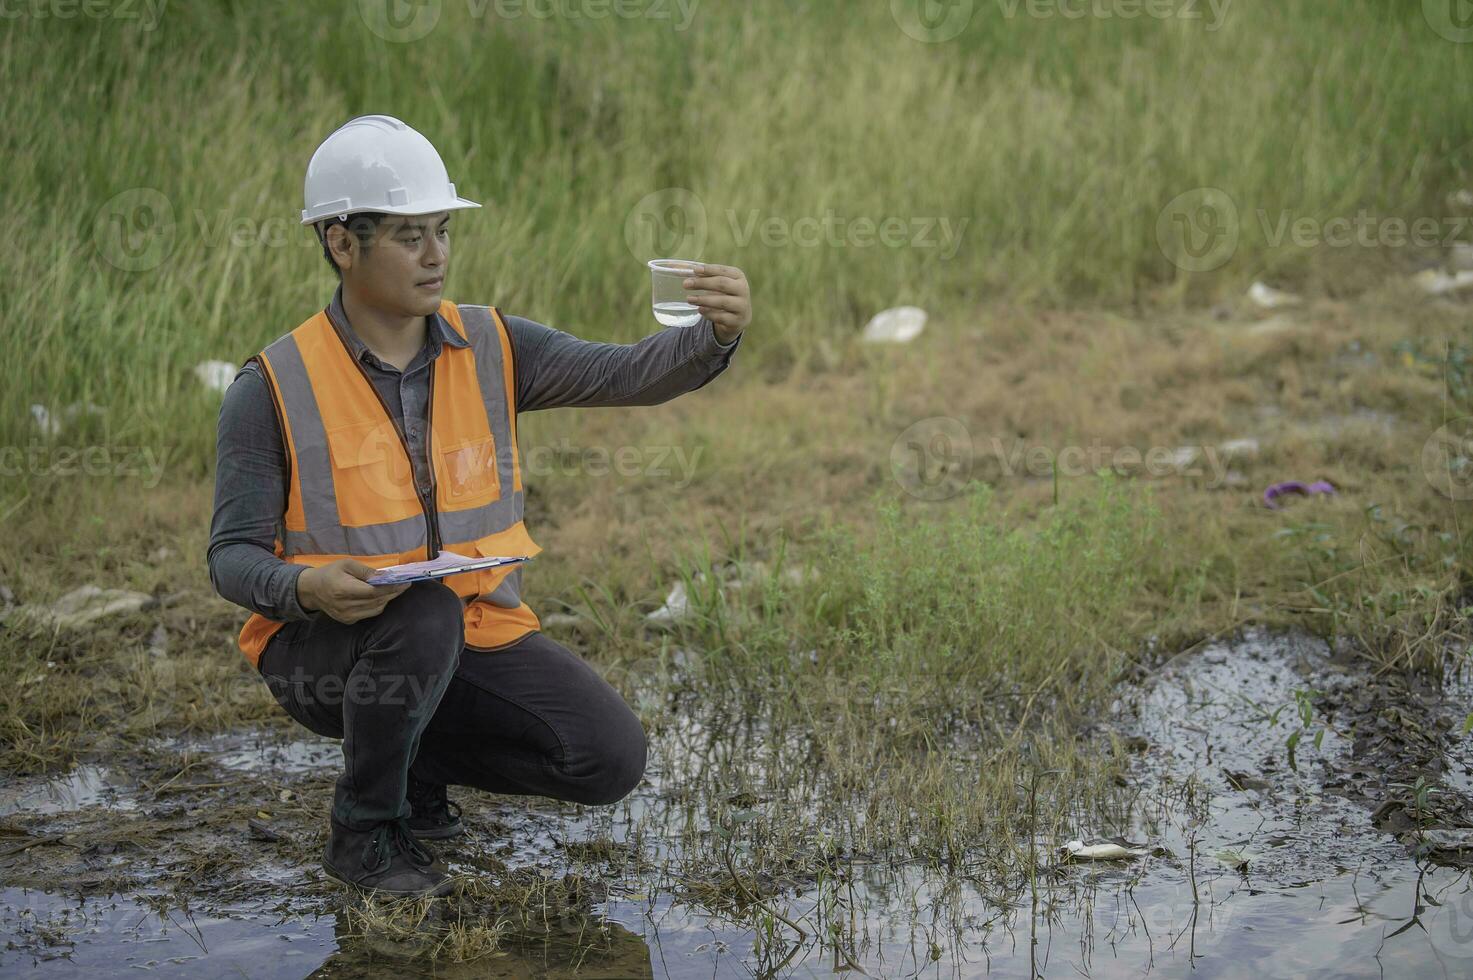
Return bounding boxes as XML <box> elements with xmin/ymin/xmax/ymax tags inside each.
<box><xmin>236</xmin><ymin>301</ymin><xmax>542</xmax><ymax>668</ymax></box>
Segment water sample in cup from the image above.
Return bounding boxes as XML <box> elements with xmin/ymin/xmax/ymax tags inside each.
<box><xmin>648</xmin><ymin>258</ymin><xmax>702</xmax><ymax>328</ymax></box>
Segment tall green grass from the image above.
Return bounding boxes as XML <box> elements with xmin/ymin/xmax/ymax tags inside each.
<box><xmin>2</xmin><ymin>0</ymin><xmax>1471</xmax><ymax>476</ymax></box>
<box><xmin>661</xmin><ymin>474</ymin><xmax>1159</xmax><ymax>712</ymax></box>
<box><xmin>623</xmin><ymin>474</ymin><xmax>1160</xmax><ymax>858</ymax></box>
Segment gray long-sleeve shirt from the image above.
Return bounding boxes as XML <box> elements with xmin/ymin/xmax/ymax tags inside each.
<box><xmin>207</xmin><ymin>285</ymin><xmax>741</xmax><ymax>623</ymax></box>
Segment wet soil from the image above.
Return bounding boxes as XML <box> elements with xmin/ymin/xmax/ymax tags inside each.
<box><xmin>3</xmin><ymin>629</ymin><xmax>1472</xmax><ymax>977</ymax></box>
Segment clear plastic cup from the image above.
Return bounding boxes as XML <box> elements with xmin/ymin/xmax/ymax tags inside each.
<box><xmin>648</xmin><ymin>258</ymin><xmax>702</xmax><ymax>328</ymax></box>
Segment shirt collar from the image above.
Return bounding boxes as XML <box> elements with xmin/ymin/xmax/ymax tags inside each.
<box><xmin>325</xmin><ymin>283</ymin><xmax>470</xmax><ymax>365</ymax></box>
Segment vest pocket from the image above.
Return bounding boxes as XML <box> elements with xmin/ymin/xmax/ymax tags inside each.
<box><xmin>324</xmin><ymin>418</ymin><xmax>420</xmax><ymax>521</ymax></box>
<box><xmin>439</xmin><ymin>434</ymin><xmax>501</xmax><ymax>505</ymax></box>
<box><xmin>472</xmin><ymin>530</ymin><xmax>535</xmax><ymax>604</ymax></box>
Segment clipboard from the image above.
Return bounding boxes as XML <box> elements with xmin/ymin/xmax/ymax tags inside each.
<box><xmin>366</xmin><ymin>551</ymin><xmax>534</xmax><ymax>587</ymax></box>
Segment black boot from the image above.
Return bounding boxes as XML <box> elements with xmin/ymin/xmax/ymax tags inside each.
<box><xmin>406</xmin><ymin>774</ymin><xmax>465</xmax><ymax>840</ymax></box>
<box><xmin>322</xmin><ymin>816</ymin><xmax>454</xmax><ymax>897</ymax></box>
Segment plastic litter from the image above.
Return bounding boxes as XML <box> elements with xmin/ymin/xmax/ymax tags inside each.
<box><xmin>1416</xmin><ymin>828</ymin><xmax>1473</xmax><ymax>854</ymax></box>
<box><xmin>646</xmin><ymin>580</ymin><xmax>691</xmax><ymax>624</ymax></box>
<box><xmin>193</xmin><ymin>360</ymin><xmax>239</xmax><ymax>394</ymax></box>
<box><xmin>1263</xmin><ymin>480</ymin><xmax>1336</xmax><ymax>510</ymax></box>
<box><xmin>1248</xmin><ymin>281</ymin><xmax>1302</xmax><ymax>310</ymax></box>
<box><xmin>1412</xmin><ymin>269</ymin><xmax>1473</xmax><ymax>297</ymax></box>
<box><xmin>147</xmin><ymin>624</ymin><xmax>169</xmax><ymax>658</ymax></box>
<box><xmin>645</xmin><ymin>562</ymin><xmax>793</xmax><ymax>627</ymax></box>
<box><xmin>1060</xmin><ymin>838</ymin><xmax>1151</xmax><ymax>861</ymax></box>
<box><xmin>1219</xmin><ymin>438</ymin><xmax>1260</xmax><ymax>460</ymax></box>
<box><xmin>861</xmin><ymin>306</ymin><xmax>927</xmax><ymax>344</ymax></box>
<box><xmin>29</xmin><ymin>404</ymin><xmax>58</xmax><ymax>437</ymax></box>
<box><xmin>5</xmin><ymin>585</ymin><xmax>155</xmax><ymax>630</ymax></box>
<box><xmin>29</xmin><ymin>402</ymin><xmax>104</xmax><ymax>437</ymax></box>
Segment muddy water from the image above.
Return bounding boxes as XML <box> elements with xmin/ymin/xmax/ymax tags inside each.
<box><xmin>2</xmin><ymin>629</ymin><xmax>1471</xmax><ymax>978</ymax></box>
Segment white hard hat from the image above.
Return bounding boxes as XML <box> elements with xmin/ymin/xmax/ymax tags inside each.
<box><xmin>300</xmin><ymin>114</ymin><xmax>481</xmax><ymax>226</ymax></box>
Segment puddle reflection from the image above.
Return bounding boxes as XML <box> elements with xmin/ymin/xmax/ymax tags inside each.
<box><xmin>4</xmin><ymin>630</ymin><xmax>1473</xmax><ymax>976</ymax></box>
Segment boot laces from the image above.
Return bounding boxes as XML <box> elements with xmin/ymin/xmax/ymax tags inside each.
<box><xmin>362</xmin><ymin>817</ymin><xmax>434</xmax><ymax>872</ymax></box>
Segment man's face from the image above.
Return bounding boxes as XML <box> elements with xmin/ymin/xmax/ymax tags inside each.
<box><xmin>333</xmin><ymin>211</ymin><xmax>451</xmax><ymax>317</ymax></box>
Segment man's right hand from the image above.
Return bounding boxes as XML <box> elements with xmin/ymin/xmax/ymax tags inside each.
<box><xmin>296</xmin><ymin>559</ymin><xmax>410</xmax><ymax>624</ymax></box>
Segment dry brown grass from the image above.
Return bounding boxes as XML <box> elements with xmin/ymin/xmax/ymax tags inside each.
<box><xmin>2</xmin><ymin>286</ymin><xmax>1467</xmax><ymax>776</ymax></box>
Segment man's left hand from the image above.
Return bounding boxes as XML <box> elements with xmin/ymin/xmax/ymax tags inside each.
<box><xmin>683</xmin><ymin>264</ymin><xmax>751</xmax><ymax>345</ymax></box>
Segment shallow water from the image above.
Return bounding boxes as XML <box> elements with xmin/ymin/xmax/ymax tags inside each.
<box><xmin>157</xmin><ymin>731</ymin><xmax>344</xmax><ymax>776</ymax></box>
<box><xmin>0</xmin><ymin>765</ymin><xmax>138</xmax><ymax>818</ymax></box>
<box><xmin>5</xmin><ymin>859</ymin><xmax>1470</xmax><ymax>977</ymax></box>
<box><xmin>3</xmin><ymin>629</ymin><xmax>1472</xmax><ymax>977</ymax></box>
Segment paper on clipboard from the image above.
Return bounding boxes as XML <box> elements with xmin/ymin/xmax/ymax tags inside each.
<box><xmin>365</xmin><ymin>550</ymin><xmax>533</xmax><ymax>586</ymax></box>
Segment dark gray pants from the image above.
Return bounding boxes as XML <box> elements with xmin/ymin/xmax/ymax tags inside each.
<box><xmin>256</xmin><ymin>580</ymin><xmax>647</xmax><ymax>830</ymax></box>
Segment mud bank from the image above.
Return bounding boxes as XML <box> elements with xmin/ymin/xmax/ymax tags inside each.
<box><xmin>2</xmin><ymin>629</ymin><xmax>1472</xmax><ymax>977</ymax></box>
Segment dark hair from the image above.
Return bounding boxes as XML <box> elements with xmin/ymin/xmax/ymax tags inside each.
<box><xmin>317</xmin><ymin>212</ymin><xmax>388</xmax><ymax>278</ymax></box>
